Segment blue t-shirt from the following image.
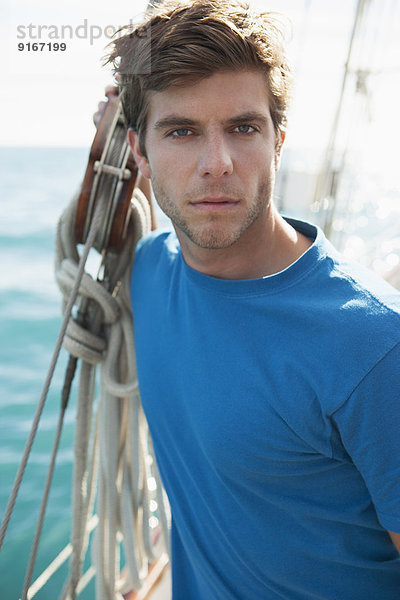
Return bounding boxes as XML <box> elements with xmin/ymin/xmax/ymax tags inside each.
<box><xmin>131</xmin><ymin>218</ymin><xmax>400</xmax><ymax>599</ymax></box>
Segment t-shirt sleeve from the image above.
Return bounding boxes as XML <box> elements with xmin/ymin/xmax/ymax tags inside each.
<box><xmin>331</xmin><ymin>341</ymin><xmax>400</xmax><ymax>533</ymax></box>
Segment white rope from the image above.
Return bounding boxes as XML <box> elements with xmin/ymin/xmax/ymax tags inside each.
<box><xmin>55</xmin><ymin>188</ymin><xmax>170</xmax><ymax>599</ymax></box>
<box><xmin>56</xmin><ymin>260</ymin><xmax>120</xmax><ymax>325</ymax></box>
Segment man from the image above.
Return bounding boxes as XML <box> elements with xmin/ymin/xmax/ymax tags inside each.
<box><xmin>106</xmin><ymin>1</ymin><xmax>400</xmax><ymax>598</ymax></box>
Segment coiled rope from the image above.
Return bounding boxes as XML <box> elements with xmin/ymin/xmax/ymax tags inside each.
<box><xmin>1</xmin><ymin>139</ymin><xmax>169</xmax><ymax>600</ymax></box>
<box><xmin>54</xmin><ymin>187</ymin><xmax>170</xmax><ymax>600</ymax></box>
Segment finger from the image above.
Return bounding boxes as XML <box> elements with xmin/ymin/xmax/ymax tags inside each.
<box><xmin>105</xmin><ymin>85</ymin><xmax>119</xmax><ymax>98</ymax></box>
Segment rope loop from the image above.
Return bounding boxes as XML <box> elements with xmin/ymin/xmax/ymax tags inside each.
<box><xmin>53</xmin><ymin>185</ymin><xmax>170</xmax><ymax>598</ymax></box>
<box><xmin>57</xmin><ymin>259</ymin><xmax>120</xmax><ymax>324</ymax></box>
<box><xmin>63</xmin><ymin>319</ymin><xmax>106</xmax><ymax>365</ymax></box>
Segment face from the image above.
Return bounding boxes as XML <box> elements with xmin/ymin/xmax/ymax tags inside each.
<box><xmin>129</xmin><ymin>70</ymin><xmax>283</xmax><ymax>253</ymax></box>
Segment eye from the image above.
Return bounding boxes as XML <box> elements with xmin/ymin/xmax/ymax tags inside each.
<box><xmin>234</xmin><ymin>124</ymin><xmax>257</xmax><ymax>134</ymax></box>
<box><xmin>169</xmin><ymin>128</ymin><xmax>193</xmax><ymax>138</ymax></box>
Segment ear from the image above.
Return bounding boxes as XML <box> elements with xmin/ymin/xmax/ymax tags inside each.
<box><xmin>274</xmin><ymin>132</ymin><xmax>286</xmax><ymax>171</ymax></box>
<box><xmin>128</xmin><ymin>129</ymin><xmax>151</xmax><ymax>179</ymax></box>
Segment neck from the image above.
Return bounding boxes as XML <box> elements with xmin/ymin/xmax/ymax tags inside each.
<box><xmin>177</xmin><ymin>206</ymin><xmax>313</xmax><ymax>280</ymax></box>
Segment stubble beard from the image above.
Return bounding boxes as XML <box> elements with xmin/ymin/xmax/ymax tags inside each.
<box><xmin>150</xmin><ymin>175</ymin><xmax>274</xmax><ymax>250</ymax></box>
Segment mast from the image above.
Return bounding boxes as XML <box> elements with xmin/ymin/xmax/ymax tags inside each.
<box><xmin>311</xmin><ymin>0</ymin><xmax>370</xmax><ymax>238</ymax></box>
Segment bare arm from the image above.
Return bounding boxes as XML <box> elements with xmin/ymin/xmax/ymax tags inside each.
<box><xmin>388</xmin><ymin>531</ymin><xmax>400</xmax><ymax>554</ymax></box>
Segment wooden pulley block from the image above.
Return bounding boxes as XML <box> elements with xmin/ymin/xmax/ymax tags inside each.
<box><xmin>74</xmin><ymin>94</ymin><xmax>138</xmax><ymax>253</ymax></box>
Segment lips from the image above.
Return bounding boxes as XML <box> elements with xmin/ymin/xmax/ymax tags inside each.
<box><xmin>190</xmin><ymin>197</ymin><xmax>239</xmax><ymax>210</ymax></box>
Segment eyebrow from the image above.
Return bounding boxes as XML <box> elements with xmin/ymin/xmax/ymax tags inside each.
<box><xmin>153</xmin><ymin>116</ymin><xmax>198</xmax><ymax>130</ymax></box>
<box><xmin>153</xmin><ymin>111</ymin><xmax>269</xmax><ymax>131</ymax></box>
<box><xmin>225</xmin><ymin>112</ymin><xmax>269</xmax><ymax>127</ymax></box>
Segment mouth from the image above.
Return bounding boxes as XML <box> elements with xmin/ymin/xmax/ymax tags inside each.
<box><xmin>189</xmin><ymin>197</ymin><xmax>239</xmax><ymax>211</ymax></box>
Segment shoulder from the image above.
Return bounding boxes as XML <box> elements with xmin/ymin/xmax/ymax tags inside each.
<box><xmin>289</xmin><ymin>220</ymin><xmax>400</xmax><ymax>411</ymax></box>
<box><xmin>131</xmin><ymin>228</ymin><xmax>181</xmax><ymax>298</ymax></box>
<box><xmin>288</xmin><ymin>218</ymin><xmax>400</xmax><ymax>344</ymax></box>
<box><xmin>134</xmin><ymin>228</ymin><xmax>179</xmax><ymax>270</ymax></box>
<box><xmin>321</xmin><ymin>250</ymin><xmax>400</xmax><ymax>364</ymax></box>
<box><xmin>328</xmin><ymin>263</ymin><xmax>400</xmax><ymax>410</ymax></box>
<box><xmin>296</xmin><ymin>218</ymin><xmax>400</xmax><ymax>326</ymax></box>
<box><xmin>135</xmin><ymin>228</ymin><xmax>177</xmax><ymax>258</ymax></box>
<box><xmin>326</xmin><ymin>246</ymin><xmax>400</xmax><ymax>317</ymax></box>
<box><xmin>288</xmin><ymin>217</ymin><xmax>400</xmax><ymax>317</ymax></box>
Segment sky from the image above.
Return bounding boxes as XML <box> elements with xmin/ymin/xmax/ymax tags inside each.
<box><xmin>2</xmin><ymin>0</ymin><xmax>149</xmax><ymax>146</ymax></box>
<box><xmin>0</xmin><ymin>0</ymin><xmax>361</xmax><ymax>147</ymax></box>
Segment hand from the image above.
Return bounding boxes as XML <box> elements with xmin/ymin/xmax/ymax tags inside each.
<box><xmin>93</xmin><ymin>83</ymin><xmax>119</xmax><ymax>128</ymax></box>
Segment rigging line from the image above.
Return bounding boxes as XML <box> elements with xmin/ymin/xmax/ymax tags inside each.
<box><xmin>0</xmin><ymin>192</ymin><xmax>108</xmax><ymax>553</ymax></box>
<box><xmin>21</xmin><ymin>398</ymin><xmax>69</xmax><ymax>600</ymax></box>
<box><xmin>313</xmin><ymin>0</ymin><xmax>369</xmax><ymax>234</ymax></box>
<box><xmin>27</xmin><ymin>516</ymin><xmax>99</xmax><ymax>600</ymax></box>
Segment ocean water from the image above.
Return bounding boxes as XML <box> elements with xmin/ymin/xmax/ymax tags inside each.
<box><xmin>0</xmin><ymin>147</ymin><xmax>95</xmax><ymax>599</ymax></box>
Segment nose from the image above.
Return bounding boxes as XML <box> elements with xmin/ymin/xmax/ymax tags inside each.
<box><xmin>197</xmin><ymin>133</ymin><xmax>233</xmax><ymax>178</ymax></box>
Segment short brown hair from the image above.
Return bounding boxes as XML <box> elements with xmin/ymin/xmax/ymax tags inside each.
<box><xmin>106</xmin><ymin>0</ymin><xmax>292</xmax><ymax>154</ymax></box>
